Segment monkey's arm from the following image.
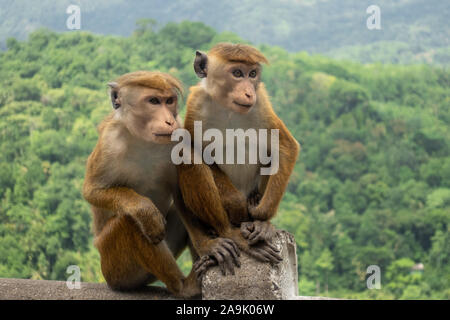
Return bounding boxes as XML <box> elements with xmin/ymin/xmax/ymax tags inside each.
<box><xmin>177</xmin><ymin>163</ymin><xmax>231</xmax><ymax>236</ymax></box>
<box><xmin>83</xmin><ymin>178</ymin><xmax>166</xmax><ymax>244</ymax></box>
<box><xmin>250</xmin><ymin>117</ymin><xmax>300</xmax><ymax>221</ymax></box>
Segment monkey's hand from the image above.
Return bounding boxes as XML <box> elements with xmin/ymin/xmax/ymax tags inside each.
<box><xmin>194</xmin><ymin>237</ymin><xmax>240</xmax><ymax>280</ymax></box>
<box><xmin>247</xmin><ymin>241</ymin><xmax>283</xmax><ymax>264</ymax></box>
<box><xmin>226</xmin><ymin>227</ymin><xmax>282</xmax><ymax>265</ymax></box>
<box><xmin>241</xmin><ymin>220</ymin><xmax>276</xmax><ymax>245</ymax></box>
<box><xmin>129</xmin><ymin>198</ymin><xmax>166</xmax><ymax>244</ymax></box>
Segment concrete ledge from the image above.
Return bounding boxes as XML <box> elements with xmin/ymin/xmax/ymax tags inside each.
<box><xmin>0</xmin><ymin>278</ymin><xmax>340</xmax><ymax>300</ymax></box>
<box><xmin>0</xmin><ymin>230</ymin><xmax>341</xmax><ymax>300</ymax></box>
<box><xmin>202</xmin><ymin>230</ymin><xmax>299</xmax><ymax>300</ymax></box>
<box><xmin>0</xmin><ymin>278</ymin><xmax>177</xmax><ymax>300</ymax></box>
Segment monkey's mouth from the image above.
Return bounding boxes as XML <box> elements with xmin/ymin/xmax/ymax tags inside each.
<box><xmin>233</xmin><ymin>101</ymin><xmax>253</xmax><ymax>108</ymax></box>
<box><xmin>153</xmin><ymin>133</ymin><xmax>173</xmax><ymax>137</ymax></box>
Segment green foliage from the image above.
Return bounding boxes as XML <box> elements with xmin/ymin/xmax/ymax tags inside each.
<box><xmin>0</xmin><ymin>21</ymin><xmax>448</xmax><ymax>299</ymax></box>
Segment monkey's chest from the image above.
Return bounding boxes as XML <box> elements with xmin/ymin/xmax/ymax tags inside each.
<box><xmin>122</xmin><ymin>151</ymin><xmax>176</xmax><ymax>215</ymax></box>
<box><xmin>218</xmin><ymin>163</ymin><xmax>260</xmax><ymax>196</ymax></box>
<box><xmin>203</xmin><ymin>130</ymin><xmax>261</xmax><ymax>195</ymax></box>
<box><xmin>138</xmin><ymin>165</ymin><xmax>176</xmax><ymax>213</ymax></box>
<box><xmin>200</xmin><ymin>112</ymin><xmax>267</xmax><ymax>196</ymax></box>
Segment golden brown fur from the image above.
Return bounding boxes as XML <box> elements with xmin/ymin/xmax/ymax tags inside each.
<box><xmin>113</xmin><ymin>71</ymin><xmax>183</xmax><ymax>95</ymax></box>
<box><xmin>209</xmin><ymin>43</ymin><xmax>269</xmax><ymax>65</ymax></box>
<box><xmin>178</xmin><ymin>44</ymin><xmax>300</xmax><ymax>269</ymax></box>
<box><xmin>83</xmin><ymin>71</ymin><xmax>202</xmax><ymax>297</ymax></box>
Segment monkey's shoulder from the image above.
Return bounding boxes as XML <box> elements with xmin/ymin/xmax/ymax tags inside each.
<box><xmin>187</xmin><ymin>85</ymin><xmax>209</xmax><ymax>107</ymax></box>
<box><xmin>97</xmin><ymin>119</ymin><xmax>130</xmax><ymax>155</ymax></box>
<box><xmin>97</xmin><ymin>113</ymin><xmax>116</xmax><ymax>133</ymax></box>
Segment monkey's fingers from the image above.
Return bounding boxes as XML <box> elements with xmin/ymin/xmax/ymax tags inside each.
<box><xmin>194</xmin><ymin>256</ymin><xmax>216</xmax><ymax>281</ymax></box>
<box><xmin>194</xmin><ymin>257</ymin><xmax>210</xmax><ymax>273</ymax></box>
<box><xmin>247</xmin><ymin>222</ymin><xmax>263</xmax><ymax>242</ymax></box>
<box><xmin>220</xmin><ymin>248</ymin><xmax>236</xmax><ymax>276</ymax></box>
<box><xmin>256</xmin><ymin>245</ymin><xmax>283</xmax><ymax>264</ymax></box>
<box><xmin>246</xmin><ymin>250</ymin><xmax>271</xmax><ymax>263</ymax></box>
<box><xmin>248</xmin><ymin>232</ymin><xmax>264</xmax><ymax>245</ymax></box>
<box><xmin>212</xmin><ymin>251</ymin><xmax>227</xmax><ymax>275</ymax></box>
<box><xmin>220</xmin><ymin>240</ymin><xmax>241</xmax><ymax>268</ymax></box>
<box><xmin>221</xmin><ymin>238</ymin><xmax>240</xmax><ymax>257</ymax></box>
<box><xmin>218</xmin><ymin>246</ymin><xmax>239</xmax><ymax>275</ymax></box>
<box><xmin>240</xmin><ymin>222</ymin><xmax>254</xmax><ymax>239</ymax></box>
<box><xmin>249</xmin><ymin>222</ymin><xmax>275</xmax><ymax>245</ymax></box>
<box><xmin>194</xmin><ymin>255</ymin><xmax>212</xmax><ymax>273</ymax></box>
<box><xmin>264</xmin><ymin>241</ymin><xmax>281</xmax><ymax>254</ymax></box>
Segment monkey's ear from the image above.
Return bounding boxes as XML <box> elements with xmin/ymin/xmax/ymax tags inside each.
<box><xmin>194</xmin><ymin>51</ymin><xmax>208</xmax><ymax>78</ymax></box>
<box><xmin>108</xmin><ymin>82</ymin><xmax>121</xmax><ymax>109</ymax></box>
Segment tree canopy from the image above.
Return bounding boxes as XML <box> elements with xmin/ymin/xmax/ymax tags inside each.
<box><xmin>0</xmin><ymin>21</ymin><xmax>448</xmax><ymax>299</ymax></box>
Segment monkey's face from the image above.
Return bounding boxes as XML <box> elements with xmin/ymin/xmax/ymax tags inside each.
<box><xmin>213</xmin><ymin>62</ymin><xmax>261</xmax><ymax>115</ymax></box>
<box><xmin>120</xmin><ymin>86</ymin><xmax>181</xmax><ymax>144</ymax></box>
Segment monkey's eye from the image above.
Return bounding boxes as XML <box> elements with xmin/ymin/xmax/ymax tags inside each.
<box><xmin>166</xmin><ymin>97</ymin><xmax>174</xmax><ymax>105</ymax></box>
<box><xmin>232</xmin><ymin>69</ymin><xmax>244</xmax><ymax>78</ymax></box>
<box><xmin>249</xmin><ymin>70</ymin><xmax>257</xmax><ymax>78</ymax></box>
<box><xmin>149</xmin><ymin>97</ymin><xmax>160</xmax><ymax>104</ymax></box>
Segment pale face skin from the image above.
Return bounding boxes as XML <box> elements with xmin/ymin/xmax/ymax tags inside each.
<box><xmin>119</xmin><ymin>86</ymin><xmax>181</xmax><ymax>144</ymax></box>
<box><xmin>209</xmin><ymin>61</ymin><xmax>261</xmax><ymax>115</ymax></box>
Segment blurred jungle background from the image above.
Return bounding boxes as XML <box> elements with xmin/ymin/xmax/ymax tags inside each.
<box><xmin>0</xmin><ymin>0</ymin><xmax>448</xmax><ymax>299</ymax></box>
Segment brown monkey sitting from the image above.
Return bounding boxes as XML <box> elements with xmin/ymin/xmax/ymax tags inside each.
<box><xmin>82</xmin><ymin>71</ymin><xmax>238</xmax><ymax>297</ymax></box>
<box><xmin>178</xmin><ymin>43</ymin><xmax>300</xmax><ymax>277</ymax></box>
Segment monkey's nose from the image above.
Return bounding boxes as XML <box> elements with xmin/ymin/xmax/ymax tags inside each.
<box><xmin>245</xmin><ymin>93</ymin><xmax>252</xmax><ymax>99</ymax></box>
<box><xmin>165</xmin><ymin>120</ymin><xmax>174</xmax><ymax>126</ymax></box>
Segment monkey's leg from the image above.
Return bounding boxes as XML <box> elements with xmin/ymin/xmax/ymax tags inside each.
<box><xmin>95</xmin><ymin>215</ymin><xmax>200</xmax><ymax>298</ymax></box>
<box><xmin>177</xmin><ymin>163</ymin><xmax>231</xmax><ymax>235</ymax></box>
<box><xmin>210</xmin><ymin>164</ymin><xmax>250</xmax><ymax>226</ymax></box>
<box><xmin>240</xmin><ymin>189</ymin><xmax>277</xmax><ymax>245</ymax></box>
<box><xmin>164</xmin><ymin>205</ymin><xmax>204</xmax><ymax>296</ymax></box>
<box><xmin>173</xmin><ymin>192</ymin><xmax>241</xmax><ymax>277</ymax></box>
<box><xmin>177</xmin><ymin>163</ymin><xmax>281</xmax><ymax>264</ymax></box>
<box><xmin>210</xmin><ymin>166</ymin><xmax>279</xmax><ymax>250</ymax></box>
<box><xmin>165</xmin><ymin>204</ymin><xmax>189</xmax><ymax>259</ymax></box>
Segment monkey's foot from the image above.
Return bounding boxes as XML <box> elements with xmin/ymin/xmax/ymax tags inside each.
<box><xmin>241</xmin><ymin>220</ymin><xmax>276</xmax><ymax>245</ymax></box>
<box><xmin>227</xmin><ymin>227</ymin><xmax>282</xmax><ymax>265</ymax></box>
<box><xmin>194</xmin><ymin>238</ymin><xmax>241</xmax><ymax>280</ymax></box>
<box><xmin>194</xmin><ymin>255</ymin><xmax>216</xmax><ymax>281</ymax></box>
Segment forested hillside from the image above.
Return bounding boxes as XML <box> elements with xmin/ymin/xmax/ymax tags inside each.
<box><xmin>1</xmin><ymin>0</ymin><xmax>449</xmax><ymax>65</ymax></box>
<box><xmin>0</xmin><ymin>21</ymin><xmax>449</xmax><ymax>299</ymax></box>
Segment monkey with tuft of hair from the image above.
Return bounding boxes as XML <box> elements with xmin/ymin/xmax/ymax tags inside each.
<box><xmin>178</xmin><ymin>43</ymin><xmax>301</xmax><ymax>277</ymax></box>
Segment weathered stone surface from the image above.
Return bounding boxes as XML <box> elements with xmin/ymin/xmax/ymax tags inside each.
<box><xmin>0</xmin><ymin>231</ymin><xmax>341</xmax><ymax>300</ymax></box>
<box><xmin>202</xmin><ymin>230</ymin><xmax>299</xmax><ymax>300</ymax></box>
<box><xmin>0</xmin><ymin>278</ymin><xmax>340</xmax><ymax>300</ymax></box>
<box><xmin>0</xmin><ymin>278</ymin><xmax>177</xmax><ymax>300</ymax></box>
